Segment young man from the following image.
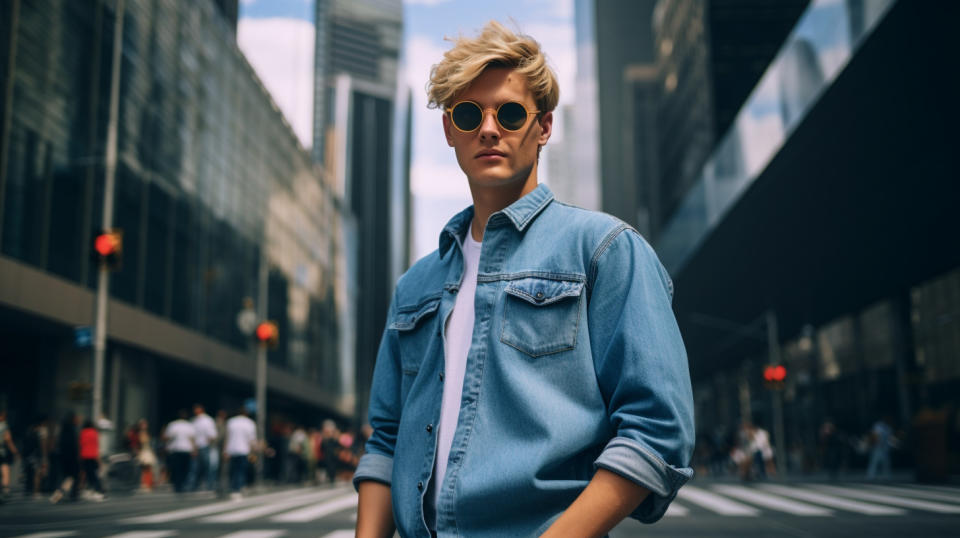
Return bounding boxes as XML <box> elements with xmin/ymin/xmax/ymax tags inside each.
<box><xmin>355</xmin><ymin>21</ymin><xmax>694</xmax><ymax>537</ymax></box>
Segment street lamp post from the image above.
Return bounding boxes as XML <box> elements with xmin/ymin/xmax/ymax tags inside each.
<box><xmin>91</xmin><ymin>0</ymin><xmax>125</xmax><ymax>425</ymax></box>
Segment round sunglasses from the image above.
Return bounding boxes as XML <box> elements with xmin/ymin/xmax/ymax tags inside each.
<box><xmin>446</xmin><ymin>100</ymin><xmax>540</xmax><ymax>133</ymax></box>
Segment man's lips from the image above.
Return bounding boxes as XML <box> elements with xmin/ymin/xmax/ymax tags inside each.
<box><xmin>475</xmin><ymin>150</ymin><xmax>506</xmax><ymax>158</ymax></box>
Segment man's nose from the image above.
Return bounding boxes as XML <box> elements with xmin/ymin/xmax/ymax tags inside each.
<box><xmin>478</xmin><ymin>110</ymin><xmax>500</xmax><ymax>140</ymax></box>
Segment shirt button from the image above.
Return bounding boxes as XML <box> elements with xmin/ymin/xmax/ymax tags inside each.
<box><xmin>417</xmin><ymin>481</ymin><xmax>424</xmax><ymax>491</ymax></box>
<box><xmin>451</xmin><ymin>288</ymin><xmax>458</xmax><ymax>295</ymax></box>
<box><xmin>439</xmin><ymin>373</ymin><xmax>445</xmax><ymax>382</ymax></box>
<box><xmin>535</xmin><ymin>291</ymin><xmax>545</xmax><ymax>301</ymax></box>
<box><xmin>426</xmin><ymin>424</ymin><xmax>433</xmax><ymax>433</ymax></box>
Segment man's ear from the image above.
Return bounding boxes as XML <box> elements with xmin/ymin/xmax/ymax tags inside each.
<box><xmin>442</xmin><ymin>113</ymin><xmax>455</xmax><ymax>147</ymax></box>
<box><xmin>536</xmin><ymin>111</ymin><xmax>554</xmax><ymax>146</ymax></box>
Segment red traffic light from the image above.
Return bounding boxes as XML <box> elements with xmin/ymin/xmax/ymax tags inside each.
<box><xmin>255</xmin><ymin>321</ymin><xmax>278</xmax><ymax>344</ymax></box>
<box><xmin>93</xmin><ymin>229</ymin><xmax>123</xmax><ymax>270</ymax></box>
<box><xmin>95</xmin><ymin>231</ymin><xmax>121</xmax><ymax>256</ymax></box>
<box><xmin>764</xmin><ymin>365</ymin><xmax>787</xmax><ymax>382</ymax></box>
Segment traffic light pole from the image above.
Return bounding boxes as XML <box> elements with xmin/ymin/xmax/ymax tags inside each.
<box><xmin>765</xmin><ymin>309</ymin><xmax>787</xmax><ymax>478</ymax></box>
<box><xmin>255</xmin><ymin>252</ymin><xmax>268</xmax><ymax>487</ymax></box>
<box><xmin>92</xmin><ymin>0</ymin><xmax>125</xmax><ymax>425</ymax></box>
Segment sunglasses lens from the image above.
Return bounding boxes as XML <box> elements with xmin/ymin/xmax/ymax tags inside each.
<box><xmin>498</xmin><ymin>102</ymin><xmax>529</xmax><ymax>130</ymax></box>
<box><xmin>452</xmin><ymin>102</ymin><xmax>482</xmax><ymax>131</ymax></box>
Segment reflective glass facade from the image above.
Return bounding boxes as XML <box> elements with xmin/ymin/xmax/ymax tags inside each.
<box><xmin>0</xmin><ymin>0</ymin><xmax>342</xmax><ymax>393</ymax></box>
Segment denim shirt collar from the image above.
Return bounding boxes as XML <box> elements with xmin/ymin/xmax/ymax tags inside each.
<box><xmin>438</xmin><ymin>183</ymin><xmax>555</xmax><ymax>256</ymax></box>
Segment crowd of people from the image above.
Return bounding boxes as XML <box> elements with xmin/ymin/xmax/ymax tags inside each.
<box><xmin>0</xmin><ymin>405</ymin><xmax>368</xmax><ymax>504</ymax></box>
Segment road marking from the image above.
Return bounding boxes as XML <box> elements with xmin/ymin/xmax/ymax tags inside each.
<box><xmin>813</xmin><ymin>485</ymin><xmax>960</xmax><ymax>513</ymax></box>
<box><xmin>865</xmin><ymin>484</ymin><xmax>960</xmax><ymax>504</ymax></box>
<box><xmin>677</xmin><ymin>485</ymin><xmax>759</xmax><ymax>516</ymax></box>
<box><xmin>320</xmin><ymin>532</ymin><xmax>355</xmax><ymax>538</ymax></box>
<box><xmin>711</xmin><ymin>485</ymin><xmax>833</xmax><ymax>516</ymax></box>
<box><xmin>759</xmin><ymin>484</ymin><xmax>905</xmax><ymax>515</ymax></box>
<box><xmin>10</xmin><ymin>533</ymin><xmax>79</xmax><ymax>538</ymax></box>
<box><xmin>107</xmin><ymin>531</ymin><xmax>179</xmax><ymax>538</ymax></box>
<box><xmin>217</xmin><ymin>532</ymin><xmax>287</xmax><ymax>538</ymax></box>
<box><xmin>913</xmin><ymin>484</ymin><xmax>960</xmax><ymax>495</ymax></box>
<box><xmin>270</xmin><ymin>493</ymin><xmax>359</xmax><ymax>522</ymax></box>
<box><xmin>664</xmin><ymin>502</ymin><xmax>689</xmax><ymax>516</ymax></box>
<box><xmin>120</xmin><ymin>488</ymin><xmax>316</xmax><ymax>524</ymax></box>
<box><xmin>203</xmin><ymin>489</ymin><xmax>349</xmax><ymax>523</ymax></box>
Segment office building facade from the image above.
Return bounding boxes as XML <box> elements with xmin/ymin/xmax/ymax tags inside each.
<box><xmin>0</xmin><ymin>0</ymin><xmax>347</xmax><ymax>438</ymax></box>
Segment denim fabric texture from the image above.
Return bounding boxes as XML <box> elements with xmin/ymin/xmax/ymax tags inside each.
<box><xmin>353</xmin><ymin>184</ymin><xmax>695</xmax><ymax>537</ymax></box>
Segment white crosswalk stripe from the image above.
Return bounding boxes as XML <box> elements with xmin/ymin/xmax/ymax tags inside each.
<box><xmin>120</xmin><ymin>488</ymin><xmax>317</xmax><ymax>524</ymax></box>
<box><xmin>106</xmin><ymin>531</ymin><xmax>179</xmax><ymax>538</ymax></box>
<box><xmin>8</xmin><ymin>531</ymin><xmax>77</xmax><ymax>538</ymax></box>
<box><xmin>664</xmin><ymin>502</ymin><xmax>690</xmax><ymax>516</ymax></box>
<box><xmin>758</xmin><ymin>484</ymin><xmax>906</xmax><ymax>515</ymax></box>
<box><xmin>812</xmin><ymin>484</ymin><xmax>960</xmax><ymax>514</ymax></box>
<box><xmin>220</xmin><ymin>530</ymin><xmax>287</xmax><ymax>538</ymax></box>
<box><xmin>203</xmin><ymin>489</ymin><xmax>349</xmax><ymax>523</ymax></box>
<box><xmin>677</xmin><ymin>485</ymin><xmax>760</xmax><ymax>515</ymax></box>
<box><xmin>711</xmin><ymin>484</ymin><xmax>833</xmax><ymax>515</ymax></box>
<box><xmin>270</xmin><ymin>492</ymin><xmax>359</xmax><ymax>522</ymax></box>
<box><xmin>865</xmin><ymin>484</ymin><xmax>960</xmax><ymax>504</ymax></box>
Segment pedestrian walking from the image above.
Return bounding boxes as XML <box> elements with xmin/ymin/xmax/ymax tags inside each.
<box><xmin>22</xmin><ymin>415</ymin><xmax>49</xmax><ymax>498</ymax></box>
<box><xmin>163</xmin><ymin>410</ymin><xmax>196</xmax><ymax>493</ymax></box>
<box><xmin>133</xmin><ymin>419</ymin><xmax>157</xmax><ymax>491</ymax></box>
<box><xmin>0</xmin><ymin>409</ymin><xmax>19</xmax><ymax>501</ymax></box>
<box><xmin>354</xmin><ymin>21</ymin><xmax>694</xmax><ymax>537</ymax></box>
<box><xmin>50</xmin><ymin>412</ymin><xmax>80</xmax><ymax>504</ymax></box>
<box><xmin>79</xmin><ymin>419</ymin><xmax>104</xmax><ymax>499</ymax></box>
<box><xmin>223</xmin><ymin>407</ymin><xmax>256</xmax><ymax>500</ymax></box>
<box><xmin>321</xmin><ymin>420</ymin><xmax>339</xmax><ymax>484</ymax></box>
<box><xmin>866</xmin><ymin>416</ymin><xmax>896</xmax><ymax>480</ymax></box>
<box><xmin>189</xmin><ymin>404</ymin><xmax>218</xmax><ymax>491</ymax></box>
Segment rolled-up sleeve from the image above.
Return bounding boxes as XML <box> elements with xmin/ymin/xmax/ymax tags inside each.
<box><xmin>587</xmin><ymin>225</ymin><xmax>695</xmax><ymax>523</ymax></box>
<box><xmin>353</xmin><ymin>291</ymin><xmax>402</xmax><ymax>492</ymax></box>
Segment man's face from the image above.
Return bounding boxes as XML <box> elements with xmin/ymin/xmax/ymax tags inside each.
<box><xmin>443</xmin><ymin>67</ymin><xmax>552</xmax><ymax>190</ymax></box>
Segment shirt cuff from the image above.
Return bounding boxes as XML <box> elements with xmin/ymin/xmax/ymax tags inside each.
<box><xmin>593</xmin><ymin>436</ymin><xmax>693</xmax><ymax>523</ymax></box>
<box><xmin>352</xmin><ymin>452</ymin><xmax>393</xmax><ymax>492</ymax></box>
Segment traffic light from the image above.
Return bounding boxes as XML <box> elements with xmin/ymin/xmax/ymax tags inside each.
<box><xmin>255</xmin><ymin>321</ymin><xmax>279</xmax><ymax>348</ymax></box>
<box><xmin>93</xmin><ymin>229</ymin><xmax>123</xmax><ymax>271</ymax></box>
<box><xmin>763</xmin><ymin>365</ymin><xmax>787</xmax><ymax>390</ymax></box>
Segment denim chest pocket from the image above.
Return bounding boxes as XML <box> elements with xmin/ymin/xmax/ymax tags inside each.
<box><xmin>390</xmin><ymin>295</ymin><xmax>441</xmax><ymax>374</ymax></box>
<box><xmin>500</xmin><ymin>277</ymin><xmax>585</xmax><ymax>357</ymax></box>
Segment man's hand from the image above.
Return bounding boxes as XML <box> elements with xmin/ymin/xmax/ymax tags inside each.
<box><xmin>540</xmin><ymin>468</ymin><xmax>651</xmax><ymax>538</ymax></box>
<box><xmin>356</xmin><ymin>481</ymin><xmax>396</xmax><ymax>538</ymax></box>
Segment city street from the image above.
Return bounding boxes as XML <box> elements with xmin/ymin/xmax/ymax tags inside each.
<box><xmin>2</xmin><ymin>480</ymin><xmax>959</xmax><ymax>537</ymax></box>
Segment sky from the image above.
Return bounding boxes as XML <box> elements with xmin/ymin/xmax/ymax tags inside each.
<box><xmin>237</xmin><ymin>0</ymin><xmax>575</xmax><ymax>261</ymax></box>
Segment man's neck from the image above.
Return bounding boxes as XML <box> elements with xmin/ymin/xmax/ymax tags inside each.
<box><xmin>468</xmin><ymin>171</ymin><xmax>538</xmax><ymax>242</ymax></box>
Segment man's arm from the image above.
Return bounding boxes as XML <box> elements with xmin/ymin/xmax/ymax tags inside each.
<box><xmin>357</xmin><ymin>481</ymin><xmax>396</xmax><ymax>538</ymax></box>
<box><xmin>541</xmin><ymin>469</ymin><xmax>650</xmax><ymax>538</ymax></box>
<box><xmin>580</xmin><ymin>226</ymin><xmax>696</xmax><ymax>524</ymax></box>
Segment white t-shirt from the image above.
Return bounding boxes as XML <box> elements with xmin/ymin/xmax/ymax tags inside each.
<box><xmin>164</xmin><ymin>419</ymin><xmax>195</xmax><ymax>453</ymax></box>
<box><xmin>192</xmin><ymin>413</ymin><xmax>218</xmax><ymax>449</ymax></box>
<box><xmin>225</xmin><ymin>415</ymin><xmax>257</xmax><ymax>456</ymax></box>
<box><xmin>428</xmin><ymin>223</ymin><xmax>482</xmax><ymax>526</ymax></box>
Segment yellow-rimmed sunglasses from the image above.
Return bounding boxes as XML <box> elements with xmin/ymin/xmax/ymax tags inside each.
<box><xmin>446</xmin><ymin>100</ymin><xmax>540</xmax><ymax>133</ymax></box>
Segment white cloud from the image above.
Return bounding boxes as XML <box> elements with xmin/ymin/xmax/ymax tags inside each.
<box><xmin>523</xmin><ymin>0</ymin><xmax>573</xmax><ymax>20</ymax></box>
<box><xmin>237</xmin><ymin>17</ymin><xmax>315</xmax><ymax>148</ymax></box>
<box><xmin>410</xmin><ymin>160</ymin><xmax>470</xmax><ymax>198</ymax></box>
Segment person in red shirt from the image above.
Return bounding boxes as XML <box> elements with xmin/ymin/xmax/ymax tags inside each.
<box><xmin>79</xmin><ymin>419</ymin><xmax>104</xmax><ymax>497</ymax></box>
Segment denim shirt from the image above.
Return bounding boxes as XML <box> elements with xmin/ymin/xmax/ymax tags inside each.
<box><xmin>354</xmin><ymin>184</ymin><xmax>695</xmax><ymax>537</ymax></box>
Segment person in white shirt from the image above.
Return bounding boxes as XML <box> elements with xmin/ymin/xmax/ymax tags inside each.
<box><xmin>224</xmin><ymin>408</ymin><xmax>257</xmax><ymax>499</ymax></box>
<box><xmin>189</xmin><ymin>404</ymin><xmax>218</xmax><ymax>491</ymax></box>
<box><xmin>163</xmin><ymin>409</ymin><xmax>195</xmax><ymax>493</ymax></box>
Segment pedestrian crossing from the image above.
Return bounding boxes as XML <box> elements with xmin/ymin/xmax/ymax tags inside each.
<box><xmin>8</xmin><ymin>482</ymin><xmax>960</xmax><ymax>538</ymax></box>
<box><xmin>665</xmin><ymin>482</ymin><xmax>960</xmax><ymax>518</ymax></box>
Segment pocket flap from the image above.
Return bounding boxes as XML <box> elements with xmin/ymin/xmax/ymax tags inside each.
<box><xmin>390</xmin><ymin>297</ymin><xmax>441</xmax><ymax>330</ymax></box>
<box><xmin>504</xmin><ymin>277</ymin><xmax>584</xmax><ymax>306</ymax></box>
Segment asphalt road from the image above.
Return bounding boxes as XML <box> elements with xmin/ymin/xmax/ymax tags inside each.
<box><xmin>2</xmin><ymin>480</ymin><xmax>959</xmax><ymax>537</ymax></box>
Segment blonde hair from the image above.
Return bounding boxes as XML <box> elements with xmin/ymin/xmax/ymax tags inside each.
<box><xmin>427</xmin><ymin>20</ymin><xmax>560</xmax><ymax>114</ymax></box>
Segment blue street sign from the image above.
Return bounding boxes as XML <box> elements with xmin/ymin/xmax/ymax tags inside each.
<box><xmin>74</xmin><ymin>326</ymin><xmax>93</xmax><ymax>348</ymax></box>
